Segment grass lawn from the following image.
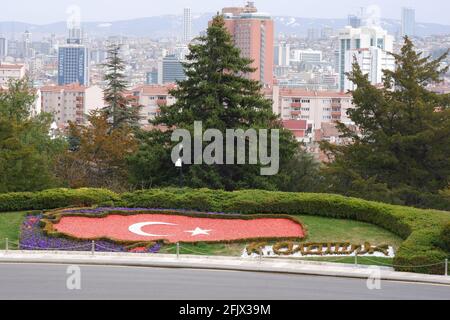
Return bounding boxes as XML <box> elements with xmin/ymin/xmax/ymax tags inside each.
<box><xmin>292</xmin><ymin>215</ymin><xmax>403</xmax><ymax>248</ymax></box>
<box><xmin>0</xmin><ymin>212</ymin><xmax>27</xmax><ymax>250</ymax></box>
<box><xmin>161</xmin><ymin>214</ymin><xmax>403</xmax><ymax>257</ymax></box>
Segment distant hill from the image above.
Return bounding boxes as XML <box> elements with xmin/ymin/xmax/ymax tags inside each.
<box><xmin>1</xmin><ymin>13</ymin><xmax>449</xmax><ymax>40</ymax></box>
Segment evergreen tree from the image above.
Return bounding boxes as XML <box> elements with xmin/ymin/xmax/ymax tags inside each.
<box><xmin>102</xmin><ymin>44</ymin><xmax>141</xmax><ymax>129</ymax></box>
<box><xmin>0</xmin><ymin>79</ymin><xmax>65</xmax><ymax>193</ymax></box>
<box><xmin>321</xmin><ymin>37</ymin><xmax>450</xmax><ymax>207</ymax></box>
<box><xmin>129</xmin><ymin>15</ymin><xmax>305</xmax><ymax>191</ymax></box>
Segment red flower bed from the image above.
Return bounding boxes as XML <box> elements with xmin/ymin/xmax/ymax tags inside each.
<box><xmin>53</xmin><ymin>213</ymin><xmax>305</xmax><ymax>244</ymax></box>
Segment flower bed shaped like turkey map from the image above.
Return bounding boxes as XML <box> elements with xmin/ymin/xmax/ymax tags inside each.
<box><xmin>38</xmin><ymin>208</ymin><xmax>306</xmax><ymax>245</ymax></box>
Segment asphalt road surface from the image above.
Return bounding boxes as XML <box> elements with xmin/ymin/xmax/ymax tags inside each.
<box><xmin>0</xmin><ymin>263</ymin><xmax>449</xmax><ymax>300</ymax></box>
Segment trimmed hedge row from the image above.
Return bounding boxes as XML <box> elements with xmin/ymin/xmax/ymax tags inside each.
<box><xmin>0</xmin><ymin>188</ymin><xmax>120</xmax><ymax>212</ymax></box>
<box><xmin>1</xmin><ymin>187</ymin><xmax>449</xmax><ymax>275</ymax></box>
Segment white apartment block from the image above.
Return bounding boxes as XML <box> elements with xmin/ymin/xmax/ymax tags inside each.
<box><xmin>270</xmin><ymin>86</ymin><xmax>354</xmax><ymax>130</ymax></box>
<box><xmin>131</xmin><ymin>84</ymin><xmax>177</xmax><ymax>127</ymax></box>
<box><xmin>40</xmin><ymin>84</ymin><xmax>104</xmax><ymax>126</ymax></box>
<box><xmin>0</xmin><ymin>63</ymin><xmax>26</xmax><ymax>88</ymax></box>
<box><xmin>338</xmin><ymin>26</ymin><xmax>395</xmax><ymax>91</ymax></box>
<box><xmin>131</xmin><ymin>84</ymin><xmax>354</xmax><ymax>134</ymax></box>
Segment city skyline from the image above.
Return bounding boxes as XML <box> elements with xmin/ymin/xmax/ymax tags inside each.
<box><xmin>0</xmin><ymin>0</ymin><xmax>449</xmax><ymax>25</ymax></box>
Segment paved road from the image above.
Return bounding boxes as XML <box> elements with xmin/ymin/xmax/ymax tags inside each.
<box><xmin>0</xmin><ymin>263</ymin><xmax>449</xmax><ymax>300</ymax></box>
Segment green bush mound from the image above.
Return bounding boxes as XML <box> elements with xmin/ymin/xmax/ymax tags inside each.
<box><xmin>1</xmin><ymin>188</ymin><xmax>449</xmax><ymax>275</ymax></box>
<box><xmin>0</xmin><ymin>188</ymin><xmax>120</xmax><ymax>212</ymax></box>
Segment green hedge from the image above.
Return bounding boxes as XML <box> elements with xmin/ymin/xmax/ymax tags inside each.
<box><xmin>1</xmin><ymin>187</ymin><xmax>449</xmax><ymax>275</ymax></box>
<box><xmin>0</xmin><ymin>188</ymin><xmax>120</xmax><ymax>212</ymax></box>
<box><xmin>440</xmin><ymin>223</ymin><xmax>450</xmax><ymax>252</ymax></box>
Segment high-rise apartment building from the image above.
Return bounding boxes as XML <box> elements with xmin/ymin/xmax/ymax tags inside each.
<box><xmin>0</xmin><ymin>38</ymin><xmax>7</xmax><ymax>60</ymax></box>
<box><xmin>274</xmin><ymin>42</ymin><xmax>290</xmax><ymax>66</ymax></box>
<box><xmin>22</xmin><ymin>30</ymin><xmax>32</xmax><ymax>59</ymax></box>
<box><xmin>219</xmin><ymin>1</ymin><xmax>274</xmax><ymax>87</ymax></box>
<box><xmin>401</xmin><ymin>7</ymin><xmax>416</xmax><ymax>37</ymax></box>
<box><xmin>338</xmin><ymin>26</ymin><xmax>395</xmax><ymax>91</ymax></box>
<box><xmin>58</xmin><ymin>26</ymin><xmax>89</xmax><ymax>86</ymax></box>
<box><xmin>183</xmin><ymin>8</ymin><xmax>192</xmax><ymax>43</ymax></box>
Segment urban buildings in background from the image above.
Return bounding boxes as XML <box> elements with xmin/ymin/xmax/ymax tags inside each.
<box><xmin>158</xmin><ymin>54</ymin><xmax>186</xmax><ymax>84</ymax></box>
<box><xmin>220</xmin><ymin>1</ymin><xmax>274</xmax><ymax>87</ymax></box>
<box><xmin>401</xmin><ymin>7</ymin><xmax>416</xmax><ymax>38</ymax></box>
<box><xmin>1</xmin><ymin>2</ymin><xmax>449</xmax><ymax>159</ymax></box>
<box><xmin>57</xmin><ymin>25</ymin><xmax>89</xmax><ymax>86</ymax></box>
<box><xmin>338</xmin><ymin>25</ymin><xmax>395</xmax><ymax>91</ymax></box>
<box><xmin>348</xmin><ymin>14</ymin><xmax>362</xmax><ymax>29</ymax></box>
<box><xmin>183</xmin><ymin>8</ymin><xmax>192</xmax><ymax>43</ymax></box>
<box><xmin>40</xmin><ymin>84</ymin><xmax>104</xmax><ymax>126</ymax></box>
<box><xmin>0</xmin><ymin>63</ymin><xmax>26</xmax><ymax>87</ymax></box>
<box><xmin>0</xmin><ymin>37</ymin><xmax>8</xmax><ymax>60</ymax></box>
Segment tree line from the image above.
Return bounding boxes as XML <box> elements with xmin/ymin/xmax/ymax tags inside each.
<box><xmin>0</xmin><ymin>15</ymin><xmax>449</xmax><ymax>210</ymax></box>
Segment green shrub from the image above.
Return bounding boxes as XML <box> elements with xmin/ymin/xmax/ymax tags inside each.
<box><xmin>0</xmin><ymin>188</ymin><xmax>120</xmax><ymax>212</ymax></box>
<box><xmin>439</xmin><ymin>223</ymin><xmax>450</xmax><ymax>252</ymax></box>
<box><xmin>1</xmin><ymin>187</ymin><xmax>449</xmax><ymax>275</ymax></box>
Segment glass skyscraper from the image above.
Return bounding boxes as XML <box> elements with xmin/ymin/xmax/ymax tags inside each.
<box><xmin>57</xmin><ymin>28</ymin><xmax>89</xmax><ymax>86</ymax></box>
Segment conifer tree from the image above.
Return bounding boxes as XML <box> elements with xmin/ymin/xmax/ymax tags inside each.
<box><xmin>321</xmin><ymin>37</ymin><xmax>450</xmax><ymax>207</ymax></box>
<box><xmin>130</xmin><ymin>15</ymin><xmax>304</xmax><ymax>190</ymax></box>
<box><xmin>102</xmin><ymin>44</ymin><xmax>141</xmax><ymax>129</ymax></box>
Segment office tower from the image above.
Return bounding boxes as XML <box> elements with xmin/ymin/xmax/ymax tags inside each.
<box><xmin>183</xmin><ymin>8</ymin><xmax>192</xmax><ymax>43</ymax></box>
<box><xmin>158</xmin><ymin>55</ymin><xmax>186</xmax><ymax>84</ymax></box>
<box><xmin>58</xmin><ymin>26</ymin><xmax>89</xmax><ymax>86</ymax></box>
<box><xmin>338</xmin><ymin>26</ymin><xmax>395</xmax><ymax>92</ymax></box>
<box><xmin>274</xmin><ymin>42</ymin><xmax>290</xmax><ymax>66</ymax></box>
<box><xmin>348</xmin><ymin>15</ymin><xmax>362</xmax><ymax>28</ymax></box>
<box><xmin>0</xmin><ymin>37</ymin><xmax>7</xmax><ymax>59</ymax></box>
<box><xmin>401</xmin><ymin>7</ymin><xmax>416</xmax><ymax>37</ymax></box>
<box><xmin>220</xmin><ymin>1</ymin><xmax>274</xmax><ymax>86</ymax></box>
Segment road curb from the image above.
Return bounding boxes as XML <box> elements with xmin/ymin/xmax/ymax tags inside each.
<box><xmin>1</xmin><ymin>250</ymin><xmax>449</xmax><ymax>286</ymax></box>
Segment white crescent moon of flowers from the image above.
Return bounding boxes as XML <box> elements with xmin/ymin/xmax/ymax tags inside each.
<box><xmin>128</xmin><ymin>222</ymin><xmax>177</xmax><ymax>237</ymax></box>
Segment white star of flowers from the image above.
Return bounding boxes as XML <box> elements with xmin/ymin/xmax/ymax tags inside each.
<box><xmin>185</xmin><ymin>227</ymin><xmax>212</xmax><ymax>236</ymax></box>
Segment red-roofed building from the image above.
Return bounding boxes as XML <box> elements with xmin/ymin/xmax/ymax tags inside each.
<box><xmin>282</xmin><ymin>119</ymin><xmax>308</xmax><ymax>142</ymax></box>
<box><xmin>40</xmin><ymin>84</ymin><xmax>104</xmax><ymax>126</ymax></box>
<box><xmin>0</xmin><ymin>63</ymin><xmax>26</xmax><ymax>88</ymax></box>
<box><xmin>130</xmin><ymin>84</ymin><xmax>177</xmax><ymax>128</ymax></box>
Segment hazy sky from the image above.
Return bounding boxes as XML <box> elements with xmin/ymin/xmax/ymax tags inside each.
<box><xmin>1</xmin><ymin>0</ymin><xmax>449</xmax><ymax>25</ymax></box>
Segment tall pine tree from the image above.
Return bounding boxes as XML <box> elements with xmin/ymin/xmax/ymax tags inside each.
<box><xmin>129</xmin><ymin>15</ymin><xmax>303</xmax><ymax>191</ymax></box>
<box><xmin>321</xmin><ymin>37</ymin><xmax>450</xmax><ymax>207</ymax></box>
<box><xmin>102</xmin><ymin>44</ymin><xmax>141</xmax><ymax>129</ymax></box>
